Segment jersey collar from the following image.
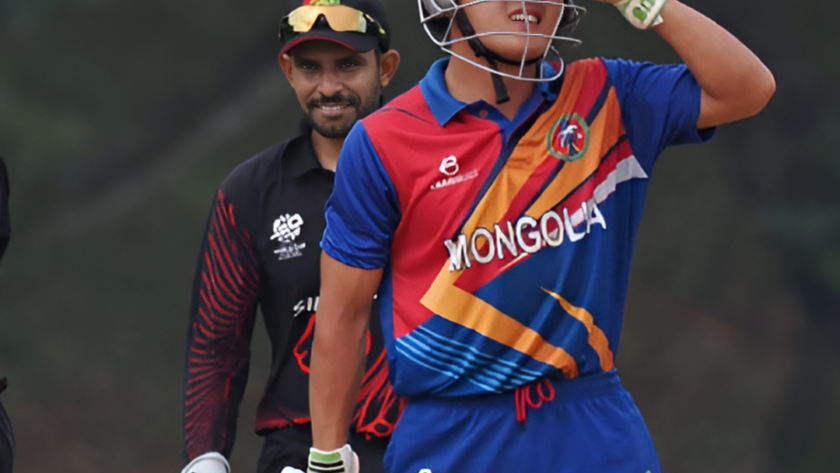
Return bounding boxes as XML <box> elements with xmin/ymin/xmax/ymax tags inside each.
<box><xmin>285</xmin><ymin>119</ymin><xmax>327</xmax><ymax>179</ymax></box>
<box><xmin>419</xmin><ymin>58</ymin><xmax>560</xmax><ymax>127</ymax></box>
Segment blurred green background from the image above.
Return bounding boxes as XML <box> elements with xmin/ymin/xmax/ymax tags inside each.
<box><xmin>1</xmin><ymin>0</ymin><xmax>839</xmax><ymax>471</ymax></box>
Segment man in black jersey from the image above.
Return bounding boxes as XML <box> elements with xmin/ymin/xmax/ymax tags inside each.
<box><xmin>0</xmin><ymin>153</ymin><xmax>13</xmax><ymax>473</ymax></box>
<box><xmin>180</xmin><ymin>1</ymin><xmax>400</xmax><ymax>473</ymax></box>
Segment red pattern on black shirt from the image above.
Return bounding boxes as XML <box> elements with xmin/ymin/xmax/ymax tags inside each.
<box><xmin>184</xmin><ymin>190</ymin><xmax>259</xmax><ymax>459</ymax></box>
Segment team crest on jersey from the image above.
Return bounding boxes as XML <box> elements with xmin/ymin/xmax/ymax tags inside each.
<box><xmin>271</xmin><ymin>213</ymin><xmax>306</xmax><ymax>260</ymax></box>
<box><xmin>547</xmin><ymin>113</ymin><xmax>590</xmax><ymax>162</ymax></box>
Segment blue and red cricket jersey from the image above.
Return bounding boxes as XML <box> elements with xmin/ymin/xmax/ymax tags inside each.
<box><xmin>322</xmin><ymin>57</ymin><xmax>713</xmax><ymax>400</ymax></box>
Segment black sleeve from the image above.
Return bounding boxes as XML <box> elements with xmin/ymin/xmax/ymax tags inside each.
<box><xmin>183</xmin><ymin>188</ymin><xmax>260</xmax><ymax>460</ymax></box>
<box><xmin>0</xmin><ymin>156</ymin><xmax>13</xmax><ymax>473</ymax></box>
<box><xmin>0</xmin><ymin>154</ymin><xmax>10</xmax><ymax>264</ymax></box>
<box><xmin>0</xmin><ymin>395</ymin><xmax>13</xmax><ymax>473</ymax></box>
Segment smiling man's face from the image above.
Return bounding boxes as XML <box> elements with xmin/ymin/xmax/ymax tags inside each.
<box><xmin>283</xmin><ymin>40</ymin><xmax>382</xmax><ymax>138</ymax></box>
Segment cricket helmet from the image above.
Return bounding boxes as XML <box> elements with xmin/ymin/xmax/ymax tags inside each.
<box><xmin>418</xmin><ymin>0</ymin><xmax>583</xmax><ymax>102</ymax></box>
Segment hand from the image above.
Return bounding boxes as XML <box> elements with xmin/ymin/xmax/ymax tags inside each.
<box><xmin>280</xmin><ymin>468</ymin><xmax>305</xmax><ymax>473</ymax></box>
<box><xmin>592</xmin><ymin>0</ymin><xmax>669</xmax><ymax>29</ymax></box>
<box><xmin>307</xmin><ymin>444</ymin><xmax>359</xmax><ymax>473</ymax></box>
<box><xmin>181</xmin><ymin>452</ymin><xmax>230</xmax><ymax>473</ymax></box>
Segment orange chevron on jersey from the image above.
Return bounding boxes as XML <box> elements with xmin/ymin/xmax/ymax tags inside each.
<box><xmin>419</xmin><ymin>59</ymin><xmax>628</xmax><ymax>372</ymax></box>
<box><xmin>324</xmin><ymin>55</ymin><xmax>712</xmax><ymax>397</ymax></box>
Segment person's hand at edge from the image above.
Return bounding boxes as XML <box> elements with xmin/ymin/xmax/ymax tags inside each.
<box><xmin>307</xmin><ymin>444</ymin><xmax>359</xmax><ymax>473</ymax></box>
<box><xmin>590</xmin><ymin>0</ymin><xmax>669</xmax><ymax>29</ymax></box>
<box><xmin>181</xmin><ymin>452</ymin><xmax>230</xmax><ymax>473</ymax></box>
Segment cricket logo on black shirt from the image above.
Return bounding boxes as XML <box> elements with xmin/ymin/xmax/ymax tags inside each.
<box><xmin>271</xmin><ymin>212</ymin><xmax>306</xmax><ymax>260</ymax></box>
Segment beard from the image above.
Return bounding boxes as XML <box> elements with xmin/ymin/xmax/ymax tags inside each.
<box><xmin>304</xmin><ymin>85</ymin><xmax>381</xmax><ymax>139</ymax></box>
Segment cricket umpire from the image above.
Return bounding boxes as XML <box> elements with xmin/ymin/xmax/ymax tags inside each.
<box><xmin>180</xmin><ymin>1</ymin><xmax>401</xmax><ymax>473</ymax></box>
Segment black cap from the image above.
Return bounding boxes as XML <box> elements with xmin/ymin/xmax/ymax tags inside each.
<box><xmin>279</xmin><ymin>0</ymin><xmax>391</xmax><ymax>57</ymax></box>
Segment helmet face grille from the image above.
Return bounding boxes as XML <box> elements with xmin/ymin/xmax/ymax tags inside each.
<box><xmin>417</xmin><ymin>0</ymin><xmax>585</xmax><ymax>82</ymax></box>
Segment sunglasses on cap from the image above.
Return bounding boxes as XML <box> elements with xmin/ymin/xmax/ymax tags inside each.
<box><xmin>280</xmin><ymin>5</ymin><xmax>386</xmax><ymax>42</ymax></box>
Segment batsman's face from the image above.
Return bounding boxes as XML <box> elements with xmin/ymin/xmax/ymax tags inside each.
<box><xmin>282</xmin><ymin>41</ymin><xmax>382</xmax><ymax>139</ymax></box>
<box><xmin>460</xmin><ymin>0</ymin><xmax>565</xmax><ymax>62</ymax></box>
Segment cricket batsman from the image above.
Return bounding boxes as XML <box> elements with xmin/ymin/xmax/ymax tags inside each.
<box><xmin>307</xmin><ymin>0</ymin><xmax>775</xmax><ymax>471</ymax></box>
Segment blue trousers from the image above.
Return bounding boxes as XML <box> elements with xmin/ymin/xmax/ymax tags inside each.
<box><xmin>384</xmin><ymin>370</ymin><xmax>660</xmax><ymax>473</ymax></box>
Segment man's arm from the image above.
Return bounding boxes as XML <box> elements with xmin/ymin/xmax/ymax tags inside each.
<box><xmin>309</xmin><ymin>252</ymin><xmax>383</xmax><ymax>451</ymax></box>
<box><xmin>183</xmin><ymin>190</ymin><xmax>260</xmax><ymax>464</ymax></box>
<box><xmin>656</xmin><ymin>1</ymin><xmax>776</xmax><ymax>128</ymax></box>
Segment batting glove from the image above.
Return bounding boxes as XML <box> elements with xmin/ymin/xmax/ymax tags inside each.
<box><xmin>181</xmin><ymin>452</ymin><xmax>230</xmax><ymax>473</ymax></box>
<box><xmin>594</xmin><ymin>0</ymin><xmax>668</xmax><ymax>29</ymax></box>
<box><xmin>307</xmin><ymin>444</ymin><xmax>359</xmax><ymax>473</ymax></box>
<box><xmin>280</xmin><ymin>468</ymin><xmax>305</xmax><ymax>473</ymax></box>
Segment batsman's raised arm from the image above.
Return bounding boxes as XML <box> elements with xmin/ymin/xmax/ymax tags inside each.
<box><xmin>597</xmin><ymin>0</ymin><xmax>775</xmax><ymax>128</ymax></box>
<box><xmin>654</xmin><ymin>0</ymin><xmax>776</xmax><ymax>128</ymax></box>
<box><xmin>310</xmin><ymin>253</ymin><xmax>383</xmax><ymax>451</ymax></box>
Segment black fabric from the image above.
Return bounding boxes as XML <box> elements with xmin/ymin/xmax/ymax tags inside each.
<box><xmin>0</xmin><ymin>398</ymin><xmax>13</xmax><ymax>473</ymax></box>
<box><xmin>280</xmin><ymin>28</ymin><xmax>381</xmax><ymax>57</ymax></box>
<box><xmin>0</xmin><ymin>155</ymin><xmax>13</xmax><ymax>473</ymax></box>
<box><xmin>490</xmin><ymin>73</ymin><xmax>511</xmax><ymax>105</ymax></box>
<box><xmin>257</xmin><ymin>426</ymin><xmax>388</xmax><ymax>473</ymax></box>
<box><xmin>183</xmin><ymin>121</ymin><xmax>399</xmax><ymax>461</ymax></box>
<box><xmin>0</xmin><ymin>154</ymin><xmax>9</xmax><ymax>264</ymax></box>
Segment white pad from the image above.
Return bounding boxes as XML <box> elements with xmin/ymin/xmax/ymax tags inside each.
<box><xmin>308</xmin><ymin>444</ymin><xmax>360</xmax><ymax>473</ymax></box>
<box><xmin>181</xmin><ymin>452</ymin><xmax>231</xmax><ymax>473</ymax></box>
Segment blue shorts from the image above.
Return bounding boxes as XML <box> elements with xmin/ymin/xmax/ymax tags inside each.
<box><xmin>383</xmin><ymin>370</ymin><xmax>661</xmax><ymax>473</ymax></box>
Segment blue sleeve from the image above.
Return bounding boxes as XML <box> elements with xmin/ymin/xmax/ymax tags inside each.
<box><xmin>321</xmin><ymin>121</ymin><xmax>401</xmax><ymax>269</ymax></box>
<box><xmin>603</xmin><ymin>58</ymin><xmax>716</xmax><ymax>172</ymax></box>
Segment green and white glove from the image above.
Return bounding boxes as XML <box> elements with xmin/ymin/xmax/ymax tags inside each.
<box><xmin>307</xmin><ymin>444</ymin><xmax>360</xmax><ymax>473</ymax></box>
<box><xmin>596</xmin><ymin>0</ymin><xmax>669</xmax><ymax>29</ymax></box>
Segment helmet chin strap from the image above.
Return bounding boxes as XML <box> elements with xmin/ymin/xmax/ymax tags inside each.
<box><xmin>453</xmin><ymin>9</ymin><xmax>542</xmax><ymax>105</ymax></box>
